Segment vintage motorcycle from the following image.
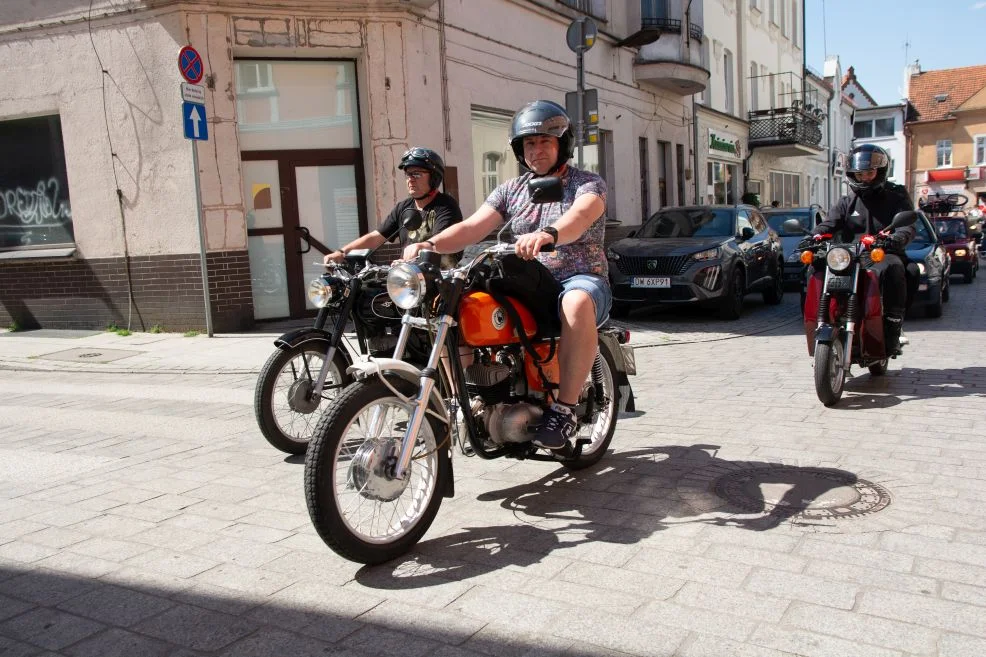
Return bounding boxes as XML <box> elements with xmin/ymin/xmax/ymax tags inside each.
<box><xmin>304</xmin><ymin>178</ymin><xmax>636</xmax><ymax>564</ymax></box>
<box><xmin>787</xmin><ymin>210</ymin><xmax>917</xmax><ymax>407</ymax></box>
<box><xmin>253</xmin><ymin>211</ymin><xmax>426</xmax><ymax>454</ymax></box>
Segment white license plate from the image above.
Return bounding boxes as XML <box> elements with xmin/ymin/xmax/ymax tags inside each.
<box><xmin>631</xmin><ymin>276</ymin><xmax>671</xmax><ymax>288</ymax></box>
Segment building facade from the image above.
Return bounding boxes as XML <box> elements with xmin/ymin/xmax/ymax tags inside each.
<box><xmin>0</xmin><ymin>0</ymin><xmax>702</xmax><ymax>331</ymax></box>
<box><xmin>905</xmin><ymin>62</ymin><xmax>986</xmax><ymax>210</ymax></box>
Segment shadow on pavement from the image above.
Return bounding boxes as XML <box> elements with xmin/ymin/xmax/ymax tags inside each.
<box><xmin>359</xmin><ymin>445</ymin><xmax>860</xmax><ymax>587</ymax></box>
<box><xmin>836</xmin><ymin>365</ymin><xmax>986</xmax><ymax>410</ymax></box>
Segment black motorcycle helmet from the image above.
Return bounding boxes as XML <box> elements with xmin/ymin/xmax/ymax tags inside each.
<box><xmin>398</xmin><ymin>146</ymin><xmax>445</xmax><ymax>193</ymax></box>
<box><xmin>508</xmin><ymin>100</ymin><xmax>575</xmax><ymax>174</ymax></box>
<box><xmin>846</xmin><ymin>143</ymin><xmax>890</xmax><ymax>195</ymax></box>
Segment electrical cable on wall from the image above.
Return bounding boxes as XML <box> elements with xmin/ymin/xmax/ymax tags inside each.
<box><xmin>87</xmin><ymin>0</ymin><xmax>138</xmax><ymax>331</ymax></box>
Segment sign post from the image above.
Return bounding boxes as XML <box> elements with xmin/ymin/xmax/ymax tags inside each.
<box><xmin>178</xmin><ymin>46</ymin><xmax>213</xmax><ymax>337</ymax></box>
<box><xmin>566</xmin><ymin>18</ymin><xmax>597</xmax><ymax>168</ymax></box>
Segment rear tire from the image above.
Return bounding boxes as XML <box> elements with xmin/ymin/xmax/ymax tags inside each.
<box><xmin>564</xmin><ymin>349</ymin><xmax>619</xmax><ymax>471</ymax></box>
<box><xmin>814</xmin><ymin>339</ymin><xmax>845</xmax><ymax>407</ymax></box>
<box><xmin>255</xmin><ymin>343</ymin><xmax>350</xmax><ymax>454</ymax></box>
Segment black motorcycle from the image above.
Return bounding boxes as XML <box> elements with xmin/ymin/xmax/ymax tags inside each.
<box><xmin>253</xmin><ymin>211</ymin><xmax>425</xmax><ymax>454</ymax></box>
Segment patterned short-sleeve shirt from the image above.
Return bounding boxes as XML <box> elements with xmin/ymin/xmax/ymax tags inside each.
<box><xmin>485</xmin><ymin>167</ymin><xmax>608</xmax><ymax>280</ymax></box>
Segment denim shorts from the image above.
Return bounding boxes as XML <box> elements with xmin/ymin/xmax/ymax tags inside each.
<box><xmin>559</xmin><ymin>273</ymin><xmax>612</xmax><ymax>327</ymax></box>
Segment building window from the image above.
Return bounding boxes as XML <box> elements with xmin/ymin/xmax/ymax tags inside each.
<box><xmin>707</xmin><ymin>161</ymin><xmax>737</xmax><ymax>204</ymax></box>
<box><xmin>481</xmin><ymin>152</ymin><xmax>501</xmax><ymax>198</ymax></box>
<box><xmin>0</xmin><ymin>114</ymin><xmax>74</xmax><ymax>251</ymax></box>
<box><xmin>975</xmin><ymin>135</ymin><xmax>986</xmax><ymax>165</ymax></box>
<box><xmin>937</xmin><ymin>140</ymin><xmax>952</xmax><ymax>167</ymax></box>
<box><xmin>471</xmin><ymin>108</ymin><xmax>519</xmax><ymax>206</ymax></box>
<box><xmin>780</xmin><ymin>0</ymin><xmax>788</xmax><ymax>37</ymax></box>
<box><xmin>558</xmin><ymin>0</ymin><xmax>606</xmax><ymax>19</ymax></box>
<box><xmin>874</xmin><ymin>118</ymin><xmax>894</xmax><ymax>137</ymax></box>
<box><xmin>698</xmin><ymin>37</ymin><xmax>711</xmax><ymax>105</ymax></box>
<box><xmin>769</xmin><ymin>0</ymin><xmax>777</xmax><ymax>25</ymax></box>
<box><xmin>769</xmin><ymin>171</ymin><xmax>801</xmax><ymax>207</ymax></box>
<box><xmin>724</xmin><ymin>49</ymin><xmax>735</xmax><ymax>115</ymax></box>
<box><xmin>749</xmin><ymin>0</ymin><xmax>760</xmax><ymax>10</ymax></box>
<box><xmin>792</xmin><ymin>0</ymin><xmax>800</xmax><ymax>47</ymax></box>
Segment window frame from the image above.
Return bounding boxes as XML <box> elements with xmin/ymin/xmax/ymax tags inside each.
<box><xmin>974</xmin><ymin>134</ymin><xmax>986</xmax><ymax>166</ymax></box>
<box><xmin>936</xmin><ymin>139</ymin><xmax>953</xmax><ymax>168</ymax></box>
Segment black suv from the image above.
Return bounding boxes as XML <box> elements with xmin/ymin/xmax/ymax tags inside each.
<box><xmin>606</xmin><ymin>205</ymin><xmax>785</xmax><ymax>320</ymax></box>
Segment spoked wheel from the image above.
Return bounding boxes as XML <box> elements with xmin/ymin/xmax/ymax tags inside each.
<box><xmin>254</xmin><ymin>343</ymin><xmax>349</xmax><ymax>454</ymax></box>
<box><xmin>563</xmin><ymin>349</ymin><xmax>619</xmax><ymax>470</ymax></box>
<box><xmin>304</xmin><ymin>376</ymin><xmax>450</xmax><ymax>565</ymax></box>
<box><xmin>814</xmin><ymin>338</ymin><xmax>846</xmax><ymax>407</ymax></box>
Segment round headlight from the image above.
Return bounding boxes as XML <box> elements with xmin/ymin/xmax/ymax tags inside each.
<box><xmin>386</xmin><ymin>263</ymin><xmax>426</xmax><ymax>309</ymax></box>
<box><xmin>825</xmin><ymin>247</ymin><xmax>852</xmax><ymax>272</ymax></box>
<box><xmin>307</xmin><ymin>279</ymin><xmax>332</xmax><ymax>308</ymax></box>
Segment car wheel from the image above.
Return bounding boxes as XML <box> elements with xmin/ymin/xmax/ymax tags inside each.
<box><xmin>943</xmin><ymin>278</ymin><xmax>950</xmax><ymax>302</ymax></box>
<box><xmin>762</xmin><ymin>261</ymin><xmax>784</xmax><ymax>305</ymax></box>
<box><xmin>718</xmin><ymin>269</ymin><xmax>745</xmax><ymax>321</ymax></box>
<box><xmin>926</xmin><ymin>285</ymin><xmax>943</xmax><ymax>318</ymax></box>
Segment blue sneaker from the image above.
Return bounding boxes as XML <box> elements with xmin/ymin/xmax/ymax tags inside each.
<box><xmin>533</xmin><ymin>403</ymin><xmax>577</xmax><ymax>450</ymax></box>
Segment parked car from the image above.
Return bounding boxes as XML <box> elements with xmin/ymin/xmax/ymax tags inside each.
<box><xmin>761</xmin><ymin>205</ymin><xmax>826</xmax><ymax>288</ymax></box>
<box><xmin>906</xmin><ymin>210</ymin><xmax>951</xmax><ymax>318</ymax></box>
<box><xmin>606</xmin><ymin>205</ymin><xmax>785</xmax><ymax>320</ymax></box>
<box><xmin>933</xmin><ymin>217</ymin><xmax>979</xmax><ymax>283</ymax></box>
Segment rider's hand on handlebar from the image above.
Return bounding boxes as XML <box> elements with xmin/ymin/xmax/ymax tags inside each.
<box><xmin>323</xmin><ymin>250</ymin><xmax>345</xmax><ymax>265</ymax></box>
<box><xmin>402</xmin><ymin>242</ymin><xmax>429</xmax><ymax>262</ymax></box>
<box><xmin>513</xmin><ymin>230</ymin><xmax>555</xmax><ymax>260</ymax></box>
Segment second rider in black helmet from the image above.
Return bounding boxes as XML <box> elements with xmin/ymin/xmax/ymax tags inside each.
<box><xmin>403</xmin><ymin>100</ymin><xmax>610</xmax><ymax>451</ymax></box>
<box><xmin>324</xmin><ymin>147</ymin><xmax>462</xmax><ymax>266</ymax></box>
<box><xmin>812</xmin><ymin>143</ymin><xmax>915</xmax><ymax>353</ymax></box>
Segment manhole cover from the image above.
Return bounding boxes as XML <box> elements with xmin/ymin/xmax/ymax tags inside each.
<box><xmin>713</xmin><ymin>466</ymin><xmax>891</xmax><ymax>520</ymax></box>
<box><xmin>37</xmin><ymin>347</ymin><xmax>142</xmax><ymax>364</ymax></box>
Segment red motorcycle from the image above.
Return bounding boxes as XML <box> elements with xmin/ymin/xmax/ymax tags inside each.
<box><xmin>787</xmin><ymin>211</ymin><xmax>916</xmax><ymax>406</ymax></box>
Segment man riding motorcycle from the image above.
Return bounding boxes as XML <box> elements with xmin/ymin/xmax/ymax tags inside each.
<box><xmin>811</xmin><ymin>144</ymin><xmax>915</xmax><ymax>354</ymax></box>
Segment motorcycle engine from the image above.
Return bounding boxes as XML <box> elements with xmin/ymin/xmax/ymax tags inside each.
<box><xmin>485</xmin><ymin>401</ymin><xmax>543</xmax><ymax>444</ymax></box>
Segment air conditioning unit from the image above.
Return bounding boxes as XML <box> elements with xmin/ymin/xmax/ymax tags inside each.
<box><xmin>967</xmin><ymin>167</ymin><xmax>983</xmax><ymax>181</ymax></box>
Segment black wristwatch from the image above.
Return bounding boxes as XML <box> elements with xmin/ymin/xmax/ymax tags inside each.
<box><xmin>540</xmin><ymin>226</ymin><xmax>559</xmax><ymax>243</ymax></box>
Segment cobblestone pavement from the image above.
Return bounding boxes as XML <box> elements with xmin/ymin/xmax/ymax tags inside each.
<box><xmin>1</xmin><ymin>275</ymin><xmax>985</xmax><ymax>656</ymax></box>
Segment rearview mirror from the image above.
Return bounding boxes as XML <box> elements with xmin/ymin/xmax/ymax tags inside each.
<box><xmin>782</xmin><ymin>219</ymin><xmax>809</xmax><ymax>235</ymax></box>
<box><xmin>527</xmin><ymin>177</ymin><xmax>563</xmax><ymax>204</ymax></box>
<box><xmin>889</xmin><ymin>210</ymin><xmax>917</xmax><ymax>230</ymax></box>
<box><xmin>401</xmin><ymin>207</ymin><xmax>423</xmax><ymax>231</ymax></box>
<box><xmin>738</xmin><ymin>226</ymin><xmax>756</xmax><ymax>241</ymax></box>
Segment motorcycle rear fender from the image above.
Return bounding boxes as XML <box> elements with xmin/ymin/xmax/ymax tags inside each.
<box><xmin>346</xmin><ymin>358</ymin><xmax>450</xmax><ymax>424</ymax></box>
<box><xmin>598</xmin><ymin>328</ymin><xmax>636</xmax><ymax>413</ymax></box>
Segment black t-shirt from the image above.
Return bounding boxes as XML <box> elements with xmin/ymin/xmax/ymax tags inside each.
<box><xmin>815</xmin><ymin>183</ymin><xmax>915</xmax><ymax>252</ymax></box>
<box><xmin>377</xmin><ymin>193</ymin><xmax>463</xmax><ymax>250</ymax></box>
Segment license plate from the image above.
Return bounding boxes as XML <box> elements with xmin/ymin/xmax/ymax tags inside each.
<box><xmin>631</xmin><ymin>276</ymin><xmax>671</xmax><ymax>288</ymax></box>
<box><xmin>826</xmin><ymin>276</ymin><xmax>852</xmax><ymax>291</ymax></box>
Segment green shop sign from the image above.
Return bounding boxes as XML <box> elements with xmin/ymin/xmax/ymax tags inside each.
<box><xmin>708</xmin><ymin>130</ymin><xmax>741</xmax><ymax>158</ymax></box>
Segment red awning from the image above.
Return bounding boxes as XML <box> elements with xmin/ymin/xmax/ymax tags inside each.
<box><xmin>926</xmin><ymin>168</ymin><xmax>967</xmax><ymax>182</ymax></box>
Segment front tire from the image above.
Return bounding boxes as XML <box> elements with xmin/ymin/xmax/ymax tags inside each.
<box><xmin>564</xmin><ymin>349</ymin><xmax>620</xmax><ymax>471</ymax></box>
<box><xmin>926</xmin><ymin>285</ymin><xmax>943</xmax><ymax>318</ymax></box>
<box><xmin>814</xmin><ymin>338</ymin><xmax>845</xmax><ymax>407</ymax></box>
<box><xmin>254</xmin><ymin>343</ymin><xmax>349</xmax><ymax>454</ymax></box>
<box><xmin>718</xmin><ymin>269</ymin><xmax>745</xmax><ymax>320</ymax></box>
<box><xmin>304</xmin><ymin>376</ymin><xmax>450</xmax><ymax>565</ymax></box>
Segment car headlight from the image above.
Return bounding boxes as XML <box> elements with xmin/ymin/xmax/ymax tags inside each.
<box><xmin>787</xmin><ymin>251</ymin><xmax>802</xmax><ymax>262</ymax></box>
<box><xmin>825</xmin><ymin>247</ymin><xmax>852</xmax><ymax>272</ymax></box>
<box><xmin>605</xmin><ymin>247</ymin><xmax>621</xmax><ymax>261</ymax></box>
<box><xmin>307</xmin><ymin>279</ymin><xmax>332</xmax><ymax>308</ymax></box>
<box><xmin>692</xmin><ymin>247</ymin><xmax>720</xmax><ymax>261</ymax></box>
<box><xmin>386</xmin><ymin>263</ymin><xmax>427</xmax><ymax>309</ymax></box>
<box><xmin>955</xmin><ymin>249</ymin><xmax>967</xmax><ymax>257</ymax></box>
<box><xmin>916</xmin><ymin>262</ymin><xmax>926</xmax><ymax>275</ymax></box>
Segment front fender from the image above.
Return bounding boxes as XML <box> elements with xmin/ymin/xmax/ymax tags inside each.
<box><xmin>347</xmin><ymin>358</ymin><xmax>449</xmax><ymax>423</ymax></box>
<box><xmin>815</xmin><ymin>324</ymin><xmax>836</xmax><ymax>345</ymax></box>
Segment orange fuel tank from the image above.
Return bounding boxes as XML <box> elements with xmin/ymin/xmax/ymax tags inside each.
<box><xmin>459</xmin><ymin>291</ymin><xmax>538</xmax><ymax>347</ymax></box>
<box><xmin>524</xmin><ymin>341</ymin><xmax>561</xmax><ymax>394</ymax></box>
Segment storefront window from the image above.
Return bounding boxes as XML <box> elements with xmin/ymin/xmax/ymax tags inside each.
<box><xmin>0</xmin><ymin>115</ymin><xmax>74</xmax><ymax>251</ymax></box>
<box><xmin>706</xmin><ymin>160</ymin><xmax>736</xmax><ymax>204</ymax></box>
<box><xmin>235</xmin><ymin>60</ymin><xmax>359</xmax><ymax>150</ymax></box>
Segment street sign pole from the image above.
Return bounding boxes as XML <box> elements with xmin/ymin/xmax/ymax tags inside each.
<box><xmin>577</xmin><ymin>46</ymin><xmax>584</xmax><ymax>169</ymax></box>
<box><xmin>566</xmin><ymin>18</ymin><xmax>596</xmax><ymax>170</ymax></box>
<box><xmin>191</xmin><ymin>142</ymin><xmax>213</xmax><ymax>337</ymax></box>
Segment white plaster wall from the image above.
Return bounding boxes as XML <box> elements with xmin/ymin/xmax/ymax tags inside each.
<box><xmin>0</xmin><ymin>11</ymin><xmax>202</xmax><ymax>258</ymax></box>
<box><xmin>854</xmin><ymin>106</ymin><xmax>907</xmax><ymax>184</ymax></box>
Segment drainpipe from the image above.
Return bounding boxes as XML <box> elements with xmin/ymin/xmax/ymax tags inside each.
<box><xmin>439</xmin><ymin>0</ymin><xmax>451</xmax><ymax>151</ymax></box>
<box><xmin>685</xmin><ymin>0</ymin><xmax>700</xmax><ymax>203</ymax></box>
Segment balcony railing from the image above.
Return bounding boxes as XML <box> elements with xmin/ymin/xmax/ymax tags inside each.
<box><xmin>618</xmin><ymin>19</ymin><xmax>703</xmax><ymax>47</ymax></box>
<box><xmin>748</xmin><ymin>107</ymin><xmax>823</xmax><ymax>150</ymax></box>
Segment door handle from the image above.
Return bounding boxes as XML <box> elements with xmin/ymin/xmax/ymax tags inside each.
<box><xmin>296</xmin><ymin>226</ymin><xmax>311</xmax><ymax>254</ymax></box>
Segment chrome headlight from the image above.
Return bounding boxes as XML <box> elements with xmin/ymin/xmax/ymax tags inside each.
<box><xmin>692</xmin><ymin>247</ymin><xmax>721</xmax><ymax>261</ymax></box>
<box><xmin>826</xmin><ymin>247</ymin><xmax>852</xmax><ymax>272</ymax></box>
<box><xmin>955</xmin><ymin>248</ymin><xmax>967</xmax><ymax>257</ymax></box>
<box><xmin>307</xmin><ymin>279</ymin><xmax>332</xmax><ymax>308</ymax></box>
<box><xmin>386</xmin><ymin>263</ymin><xmax>427</xmax><ymax>309</ymax></box>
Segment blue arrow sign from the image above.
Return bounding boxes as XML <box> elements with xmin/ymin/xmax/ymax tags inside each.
<box><xmin>182</xmin><ymin>101</ymin><xmax>208</xmax><ymax>141</ymax></box>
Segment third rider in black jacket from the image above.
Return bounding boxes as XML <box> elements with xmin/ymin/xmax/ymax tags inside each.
<box><xmin>813</xmin><ymin>144</ymin><xmax>914</xmax><ymax>353</ymax></box>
